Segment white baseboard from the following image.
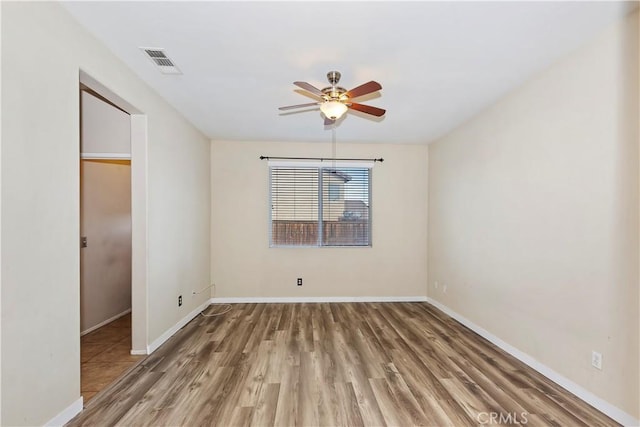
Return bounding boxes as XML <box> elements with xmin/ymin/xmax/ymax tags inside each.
<box><xmin>147</xmin><ymin>299</ymin><xmax>211</xmax><ymax>354</ymax></box>
<box><xmin>130</xmin><ymin>349</ymin><xmax>148</xmax><ymax>356</ymax></box>
<box><xmin>81</xmin><ymin>308</ymin><xmax>131</xmax><ymax>336</ymax></box>
<box><xmin>426</xmin><ymin>297</ymin><xmax>639</xmax><ymax>427</ymax></box>
<box><xmin>44</xmin><ymin>397</ymin><xmax>83</xmax><ymax>427</ymax></box>
<box><xmin>210</xmin><ymin>296</ymin><xmax>428</xmax><ymax>304</ymax></box>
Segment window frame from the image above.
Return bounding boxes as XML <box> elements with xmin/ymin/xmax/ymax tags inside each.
<box><xmin>268</xmin><ymin>162</ymin><xmax>372</xmax><ymax>248</ymax></box>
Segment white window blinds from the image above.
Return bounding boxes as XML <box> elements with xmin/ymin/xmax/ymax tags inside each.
<box><xmin>269</xmin><ymin>163</ymin><xmax>372</xmax><ymax>247</ymax></box>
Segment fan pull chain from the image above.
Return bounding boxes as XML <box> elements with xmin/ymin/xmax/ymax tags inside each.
<box><xmin>332</xmin><ymin>127</ymin><xmax>337</xmax><ymax>169</ymax></box>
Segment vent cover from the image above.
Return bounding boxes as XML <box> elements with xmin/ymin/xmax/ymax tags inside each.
<box><xmin>140</xmin><ymin>47</ymin><xmax>182</xmax><ymax>75</ymax></box>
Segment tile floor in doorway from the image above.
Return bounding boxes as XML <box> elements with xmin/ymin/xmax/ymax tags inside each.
<box><xmin>81</xmin><ymin>313</ymin><xmax>144</xmax><ymax>402</ymax></box>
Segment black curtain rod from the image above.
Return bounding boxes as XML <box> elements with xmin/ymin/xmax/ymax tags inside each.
<box><xmin>260</xmin><ymin>156</ymin><xmax>384</xmax><ymax>162</ymax></box>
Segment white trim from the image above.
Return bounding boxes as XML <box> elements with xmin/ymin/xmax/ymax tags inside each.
<box><xmin>80</xmin><ymin>309</ymin><xmax>131</xmax><ymax>336</ymax></box>
<box><xmin>267</xmin><ymin>160</ymin><xmax>374</xmax><ymax>169</ymax></box>
<box><xmin>44</xmin><ymin>397</ymin><xmax>83</xmax><ymax>427</ymax></box>
<box><xmin>146</xmin><ymin>299</ymin><xmax>211</xmax><ymax>354</ymax></box>
<box><xmin>81</xmin><ymin>152</ymin><xmax>131</xmax><ymax>160</ymax></box>
<box><xmin>426</xmin><ymin>298</ymin><xmax>640</xmax><ymax>427</ymax></box>
<box><xmin>130</xmin><ymin>349</ymin><xmax>148</xmax><ymax>356</ymax></box>
<box><xmin>79</xmin><ymin>70</ymin><xmax>141</xmax><ymax>114</ymax></box>
<box><xmin>130</xmin><ymin>114</ymin><xmax>149</xmax><ymax>355</ymax></box>
<box><xmin>210</xmin><ymin>296</ymin><xmax>427</xmax><ymax>304</ymax></box>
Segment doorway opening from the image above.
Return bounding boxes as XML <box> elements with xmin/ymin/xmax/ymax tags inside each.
<box><xmin>80</xmin><ymin>156</ymin><xmax>139</xmax><ymax>402</ymax></box>
<box><xmin>78</xmin><ymin>71</ymin><xmax>149</xmax><ymax>404</ymax></box>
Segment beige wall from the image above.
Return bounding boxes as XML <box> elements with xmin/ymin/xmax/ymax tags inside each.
<box><xmin>1</xmin><ymin>2</ymin><xmax>210</xmax><ymax>425</ymax></box>
<box><xmin>211</xmin><ymin>140</ymin><xmax>428</xmax><ymax>298</ymax></box>
<box><xmin>428</xmin><ymin>10</ymin><xmax>639</xmax><ymax>419</ymax></box>
<box><xmin>81</xmin><ymin>91</ymin><xmax>130</xmax><ymax>156</ymax></box>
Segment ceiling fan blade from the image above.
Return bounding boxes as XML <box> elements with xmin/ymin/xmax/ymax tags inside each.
<box><xmin>278</xmin><ymin>102</ymin><xmax>320</xmax><ymax>111</ymax></box>
<box><xmin>348</xmin><ymin>102</ymin><xmax>386</xmax><ymax>117</ymax></box>
<box><xmin>344</xmin><ymin>81</ymin><xmax>382</xmax><ymax>99</ymax></box>
<box><xmin>293</xmin><ymin>81</ymin><xmax>325</xmax><ymax>97</ymax></box>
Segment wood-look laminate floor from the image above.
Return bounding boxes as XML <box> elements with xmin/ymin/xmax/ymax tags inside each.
<box><xmin>81</xmin><ymin>313</ymin><xmax>144</xmax><ymax>402</ymax></box>
<box><xmin>68</xmin><ymin>303</ymin><xmax>618</xmax><ymax>426</ymax></box>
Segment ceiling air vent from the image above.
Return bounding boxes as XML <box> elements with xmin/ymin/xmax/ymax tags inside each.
<box><xmin>140</xmin><ymin>47</ymin><xmax>182</xmax><ymax>75</ymax></box>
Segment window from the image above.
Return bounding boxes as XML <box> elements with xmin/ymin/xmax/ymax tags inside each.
<box><xmin>328</xmin><ymin>183</ymin><xmax>342</xmax><ymax>201</ymax></box>
<box><xmin>270</xmin><ymin>163</ymin><xmax>371</xmax><ymax>247</ymax></box>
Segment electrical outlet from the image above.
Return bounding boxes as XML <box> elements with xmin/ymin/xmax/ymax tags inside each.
<box><xmin>178</xmin><ymin>295</ymin><xmax>183</xmax><ymax>307</ymax></box>
<box><xmin>297</xmin><ymin>278</ymin><xmax>303</xmax><ymax>286</ymax></box>
<box><xmin>591</xmin><ymin>351</ymin><xmax>602</xmax><ymax>370</ymax></box>
<box><xmin>434</xmin><ymin>281</ymin><xmax>439</xmax><ymax>289</ymax></box>
<box><xmin>443</xmin><ymin>284</ymin><xmax>448</xmax><ymax>293</ymax></box>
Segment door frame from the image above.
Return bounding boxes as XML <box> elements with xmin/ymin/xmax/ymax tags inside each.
<box><xmin>80</xmin><ymin>70</ymin><xmax>148</xmax><ymax>354</ymax></box>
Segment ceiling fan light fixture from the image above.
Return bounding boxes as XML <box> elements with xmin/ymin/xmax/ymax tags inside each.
<box><xmin>320</xmin><ymin>101</ymin><xmax>348</xmax><ymax>120</ymax></box>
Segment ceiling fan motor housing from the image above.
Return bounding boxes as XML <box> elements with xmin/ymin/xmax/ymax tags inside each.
<box><xmin>322</xmin><ymin>86</ymin><xmax>347</xmax><ymax>100</ymax></box>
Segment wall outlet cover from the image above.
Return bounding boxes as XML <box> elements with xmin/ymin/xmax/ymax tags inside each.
<box><xmin>591</xmin><ymin>351</ymin><xmax>602</xmax><ymax>370</ymax></box>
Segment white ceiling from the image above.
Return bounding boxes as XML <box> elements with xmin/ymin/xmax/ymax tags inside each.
<box><xmin>63</xmin><ymin>1</ymin><xmax>635</xmax><ymax>145</ymax></box>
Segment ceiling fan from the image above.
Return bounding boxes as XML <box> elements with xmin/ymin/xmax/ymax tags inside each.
<box><xmin>279</xmin><ymin>71</ymin><xmax>386</xmax><ymax>125</ymax></box>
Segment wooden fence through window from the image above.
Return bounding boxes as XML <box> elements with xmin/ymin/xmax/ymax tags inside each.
<box><xmin>271</xmin><ymin>220</ymin><xmax>369</xmax><ymax>246</ymax></box>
